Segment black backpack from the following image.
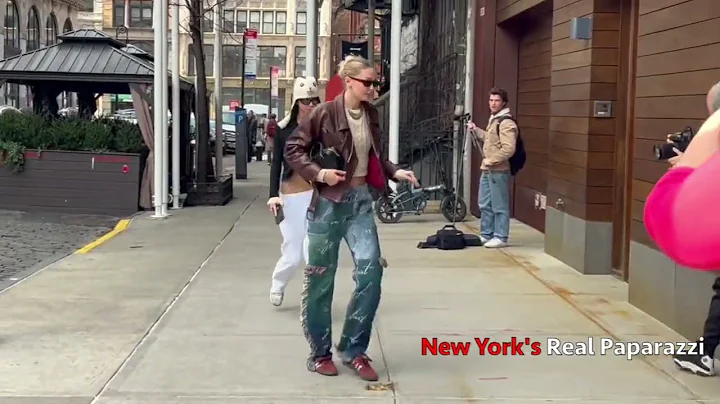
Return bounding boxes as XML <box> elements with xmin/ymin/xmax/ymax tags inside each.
<box><xmin>495</xmin><ymin>116</ymin><xmax>526</xmax><ymax>176</ymax></box>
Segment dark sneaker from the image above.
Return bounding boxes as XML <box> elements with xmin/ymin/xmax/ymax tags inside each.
<box><xmin>343</xmin><ymin>354</ymin><xmax>379</xmax><ymax>381</ymax></box>
<box><xmin>673</xmin><ymin>352</ymin><xmax>715</xmax><ymax>376</ymax></box>
<box><xmin>308</xmin><ymin>355</ymin><xmax>338</xmax><ymax>376</ymax></box>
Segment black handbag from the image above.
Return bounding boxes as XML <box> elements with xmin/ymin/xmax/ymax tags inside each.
<box><xmin>310</xmin><ymin>142</ymin><xmax>345</xmax><ymax>171</ymax></box>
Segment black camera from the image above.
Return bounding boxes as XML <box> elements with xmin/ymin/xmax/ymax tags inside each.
<box><xmin>653</xmin><ymin>126</ymin><xmax>694</xmax><ymax>161</ymax></box>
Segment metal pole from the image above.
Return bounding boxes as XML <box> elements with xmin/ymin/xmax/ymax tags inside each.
<box><xmin>306</xmin><ymin>0</ymin><xmax>318</xmax><ymax>78</ymax></box>
<box><xmin>171</xmin><ymin>0</ymin><xmax>181</xmax><ymax>209</ymax></box>
<box><xmin>388</xmin><ymin>0</ymin><xmax>401</xmax><ymax>190</ymax></box>
<box><xmin>193</xmin><ymin>4</ymin><xmax>203</xmax><ymax>185</ymax></box>
<box><xmin>235</xmin><ymin>31</ymin><xmax>248</xmax><ymax>179</ymax></box>
<box><xmin>463</xmin><ymin>0</ymin><xmax>476</xmax><ymax>206</ymax></box>
<box><xmin>161</xmin><ymin>0</ymin><xmax>169</xmax><ymax>215</ymax></box>
<box><xmin>151</xmin><ymin>0</ymin><xmax>165</xmax><ymax>218</ymax></box>
<box><xmin>367</xmin><ymin>0</ymin><xmax>374</xmax><ymax>64</ymax></box>
<box><xmin>214</xmin><ymin>0</ymin><xmax>224</xmax><ymax>176</ymax></box>
<box><xmin>241</xmin><ymin>32</ymin><xmax>246</xmax><ymax>104</ymax></box>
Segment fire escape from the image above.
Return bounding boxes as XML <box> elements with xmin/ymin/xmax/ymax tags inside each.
<box><xmin>344</xmin><ymin>0</ymin><xmax>468</xmax><ymax>198</ymax></box>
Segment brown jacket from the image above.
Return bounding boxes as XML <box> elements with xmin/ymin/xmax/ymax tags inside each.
<box><xmin>284</xmin><ymin>94</ymin><xmax>399</xmax><ymax>207</ymax></box>
<box><xmin>471</xmin><ymin>109</ymin><xmax>518</xmax><ymax>171</ymax></box>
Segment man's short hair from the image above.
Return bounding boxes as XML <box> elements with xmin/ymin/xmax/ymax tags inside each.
<box><xmin>489</xmin><ymin>87</ymin><xmax>508</xmax><ymax>103</ymax></box>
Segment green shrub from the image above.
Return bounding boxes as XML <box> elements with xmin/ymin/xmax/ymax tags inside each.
<box><xmin>0</xmin><ymin>113</ymin><xmax>145</xmax><ymax>172</ymax></box>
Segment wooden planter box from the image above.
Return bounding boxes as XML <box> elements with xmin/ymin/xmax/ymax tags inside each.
<box><xmin>0</xmin><ymin>150</ymin><xmax>141</xmax><ymax>217</ymax></box>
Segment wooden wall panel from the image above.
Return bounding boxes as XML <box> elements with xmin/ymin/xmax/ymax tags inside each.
<box><xmin>546</xmin><ymin>0</ymin><xmax>619</xmax><ymax>222</ymax></box>
<box><xmin>512</xmin><ymin>8</ymin><xmax>552</xmax><ymax>232</ymax></box>
<box><xmin>631</xmin><ymin>0</ymin><xmax>720</xmax><ymax>249</ymax></box>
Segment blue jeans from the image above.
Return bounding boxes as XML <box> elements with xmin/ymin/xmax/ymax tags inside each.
<box><xmin>302</xmin><ymin>185</ymin><xmax>383</xmax><ymax>366</ymax></box>
<box><xmin>478</xmin><ymin>170</ymin><xmax>511</xmax><ymax>242</ymax></box>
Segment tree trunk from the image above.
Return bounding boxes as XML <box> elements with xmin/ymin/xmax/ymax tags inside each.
<box><xmin>188</xmin><ymin>0</ymin><xmax>215</xmax><ymax>185</ymax></box>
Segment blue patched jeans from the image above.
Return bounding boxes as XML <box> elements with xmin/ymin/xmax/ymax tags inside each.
<box><xmin>301</xmin><ymin>185</ymin><xmax>383</xmax><ymax>367</ymax></box>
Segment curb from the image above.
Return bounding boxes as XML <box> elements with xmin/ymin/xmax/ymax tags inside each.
<box><xmin>75</xmin><ymin>218</ymin><xmax>132</xmax><ymax>254</ymax></box>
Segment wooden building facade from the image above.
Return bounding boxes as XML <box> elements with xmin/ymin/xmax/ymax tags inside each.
<box><xmin>471</xmin><ymin>0</ymin><xmax>720</xmax><ymax>339</ymax></box>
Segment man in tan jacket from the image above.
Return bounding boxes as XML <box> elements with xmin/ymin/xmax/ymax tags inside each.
<box><xmin>468</xmin><ymin>87</ymin><xmax>518</xmax><ymax>248</ymax></box>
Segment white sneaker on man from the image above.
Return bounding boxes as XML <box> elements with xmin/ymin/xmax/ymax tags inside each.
<box><xmin>480</xmin><ymin>236</ymin><xmax>489</xmax><ymax>245</ymax></box>
<box><xmin>484</xmin><ymin>238</ymin><xmax>508</xmax><ymax>248</ymax></box>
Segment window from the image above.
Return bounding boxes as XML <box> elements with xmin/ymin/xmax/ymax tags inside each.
<box><xmin>81</xmin><ymin>0</ymin><xmax>94</xmax><ymax>12</ymax></box>
<box><xmin>295</xmin><ymin>46</ymin><xmax>306</xmax><ymax>77</ymax></box>
<box><xmin>236</xmin><ymin>10</ymin><xmax>246</xmax><ymax>32</ymax></box>
<box><xmin>45</xmin><ymin>14</ymin><xmax>57</xmax><ymax>46</ymax></box>
<box><xmin>203</xmin><ymin>13</ymin><xmax>213</xmax><ymax>32</ymax></box>
<box><xmin>186</xmin><ymin>44</ymin><xmax>214</xmax><ymax>75</ymax></box>
<box><xmin>295</xmin><ymin>11</ymin><xmax>305</xmax><ymax>35</ymax></box>
<box><xmin>275</xmin><ymin>11</ymin><xmax>286</xmax><ymax>34</ymax></box>
<box><xmin>222</xmin><ymin>87</ymin><xmax>286</xmax><ymax>118</ymax></box>
<box><xmin>262</xmin><ymin>11</ymin><xmax>273</xmax><ymax>34</ymax></box>
<box><xmin>249</xmin><ymin>11</ymin><xmax>260</xmax><ymax>30</ymax></box>
<box><xmin>129</xmin><ymin>0</ymin><xmax>152</xmax><ymax>28</ymax></box>
<box><xmin>258</xmin><ymin>46</ymin><xmax>286</xmax><ymax>77</ymax></box>
<box><xmin>26</xmin><ymin>7</ymin><xmax>39</xmax><ymax>51</ymax></box>
<box><xmin>222</xmin><ymin>45</ymin><xmax>243</xmax><ymax>77</ymax></box>
<box><xmin>223</xmin><ymin>10</ymin><xmax>234</xmax><ymax>32</ymax></box>
<box><xmin>294</xmin><ymin>46</ymin><xmax>319</xmax><ymax>77</ymax></box>
<box><xmin>112</xmin><ymin>0</ymin><xmax>124</xmax><ymax>26</ymax></box>
<box><xmin>5</xmin><ymin>0</ymin><xmax>19</xmax><ymax>49</ymax></box>
<box><xmin>204</xmin><ymin>44</ymin><xmax>213</xmax><ymax>74</ymax></box>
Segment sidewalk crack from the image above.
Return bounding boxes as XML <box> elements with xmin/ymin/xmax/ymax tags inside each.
<box><xmin>373</xmin><ymin>321</ymin><xmax>397</xmax><ymax>402</ymax></box>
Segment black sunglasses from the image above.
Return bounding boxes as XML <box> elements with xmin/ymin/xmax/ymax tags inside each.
<box><xmin>350</xmin><ymin>77</ymin><xmax>380</xmax><ymax>88</ymax></box>
<box><xmin>299</xmin><ymin>98</ymin><xmax>320</xmax><ymax>106</ymax></box>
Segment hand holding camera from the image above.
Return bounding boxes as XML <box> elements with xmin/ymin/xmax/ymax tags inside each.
<box><xmin>653</xmin><ymin>127</ymin><xmax>694</xmax><ymax>162</ymax></box>
<box><xmin>666</xmin><ymin>135</ymin><xmax>684</xmax><ymax>168</ymax></box>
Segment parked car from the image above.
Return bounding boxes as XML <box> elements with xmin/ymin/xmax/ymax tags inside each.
<box><xmin>189</xmin><ymin>118</ymin><xmax>234</xmax><ymax>156</ymax></box>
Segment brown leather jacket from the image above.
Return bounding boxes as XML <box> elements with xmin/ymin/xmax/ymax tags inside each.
<box><xmin>284</xmin><ymin>94</ymin><xmax>398</xmax><ymax>209</ymax></box>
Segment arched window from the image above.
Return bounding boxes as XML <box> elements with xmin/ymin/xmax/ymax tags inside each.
<box><xmin>3</xmin><ymin>0</ymin><xmax>19</xmax><ymax>107</ymax></box>
<box><xmin>45</xmin><ymin>13</ymin><xmax>57</xmax><ymax>46</ymax></box>
<box><xmin>27</xmin><ymin>7</ymin><xmax>39</xmax><ymax>51</ymax></box>
<box><xmin>4</xmin><ymin>0</ymin><xmax>19</xmax><ymax>49</ymax></box>
<box><xmin>62</xmin><ymin>18</ymin><xmax>72</xmax><ymax>33</ymax></box>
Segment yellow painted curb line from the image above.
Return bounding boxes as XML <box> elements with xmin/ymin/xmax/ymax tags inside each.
<box><xmin>76</xmin><ymin>219</ymin><xmax>131</xmax><ymax>254</ymax></box>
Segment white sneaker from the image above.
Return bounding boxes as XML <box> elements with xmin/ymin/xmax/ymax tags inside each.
<box><xmin>480</xmin><ymin>236</ymin><xmax>490</xmax><ymax>245</ymax></box>
<box><xmin>484</xmin><ymin>238</ymin><xmax>508</xmax><ymax>248</ymax></box>
<box><xmin>270</xmin><ymin>292</ymin><xmax>284</xmax><ymax>306</ymax></box>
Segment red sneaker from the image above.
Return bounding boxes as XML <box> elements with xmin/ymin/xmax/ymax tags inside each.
<box><xmin>344</xmin><ymin>354</ymin><xmax>379</xmax><ymax>381</ymax></box>
<box><xmin>308</xmin><ymin>355</ymin><xmax>338</xmax><ymax>376</ymax></box>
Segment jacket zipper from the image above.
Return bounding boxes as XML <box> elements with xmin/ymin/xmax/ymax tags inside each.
<box><xmin>347</xmin><ymin>132</ymin><xmax>354</xmax><ymax>163</ymax></box>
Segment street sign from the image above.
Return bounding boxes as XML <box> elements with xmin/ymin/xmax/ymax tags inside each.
<box><xmin>244</xmin><ymin>29</ymin><xmax>258</xmax><ymax>81</ymax></box>
<box><xmin>270</xmin><ymin>66</ymin><xmax>279</xmax><ymax>99</ymax></box>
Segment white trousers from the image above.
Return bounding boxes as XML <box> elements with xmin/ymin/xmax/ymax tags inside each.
<box><xmin>270</xmin><ymin>189</ymin><xmax>313</xmax><ymax>293</ymax></box>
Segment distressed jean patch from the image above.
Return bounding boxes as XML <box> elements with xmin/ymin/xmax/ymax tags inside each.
<box><xmin>300</xmin><ymin>186</ymin><xmax>384</xmax><ymax>361</ymax></box>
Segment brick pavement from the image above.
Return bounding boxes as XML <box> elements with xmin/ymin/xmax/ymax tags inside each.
<box><xmin>0</xmin><ymin>211</ymin><xmax>115</xmax><ymax>290</ymax></box>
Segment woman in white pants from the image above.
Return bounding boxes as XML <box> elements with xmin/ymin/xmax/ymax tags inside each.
<box><xmin>267</xmin><ymin>77</ymin><xmax>320</xmax><ymax>306</ymax></box>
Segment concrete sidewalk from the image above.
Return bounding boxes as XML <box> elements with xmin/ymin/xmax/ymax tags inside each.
<box><xmin>2</xmin><ymin>163</ymin><xmax>720</xmax><ymax>403</ymax></box>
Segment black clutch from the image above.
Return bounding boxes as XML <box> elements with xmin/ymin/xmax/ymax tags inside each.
<box><xmin>310</xmin><ymin>142</ymin><xmax>345</xmax><ymax>171</ymax></box>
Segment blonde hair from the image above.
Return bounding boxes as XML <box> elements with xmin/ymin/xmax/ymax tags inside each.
<box><xmin>337</xmin><ymin>55</ymin><xmax>373</xmax><ymax>80</ymax></box>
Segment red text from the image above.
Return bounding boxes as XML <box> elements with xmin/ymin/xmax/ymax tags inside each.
<box><xmin>421</xmin><ymin>337</ymin><xmax>542</xmax><ymax>356</ymax></box>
